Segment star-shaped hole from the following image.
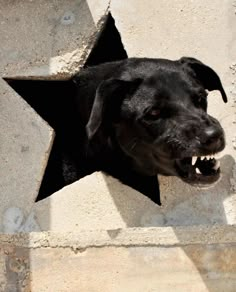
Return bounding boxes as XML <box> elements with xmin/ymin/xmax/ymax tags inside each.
<box><xmin>5</xmin><ymin>14</ymin><xmax>127</xmax><ymax>201</ymax></box>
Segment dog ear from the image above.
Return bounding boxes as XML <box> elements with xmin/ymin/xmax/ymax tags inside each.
<box><xmin>179</xmin><ymin>57</ymin><xmax>227</xmax><ymax>103</ymax></box>
<box><xmin>86</xmin><ymin>78</ymin><xmax>142</xmax><ymax>140</ymax></box>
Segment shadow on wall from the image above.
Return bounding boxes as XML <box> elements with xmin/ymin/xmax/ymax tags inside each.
<box><xmin>104</xmin><ymin>155</ymin><xmax>235</xmax><ymax>227</ymax></box>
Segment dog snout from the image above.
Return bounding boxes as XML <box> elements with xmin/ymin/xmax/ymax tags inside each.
<box><xmin>201</xmin><ymin>126</ymin><xmax>225</xmax><ymax>152</ymax></box>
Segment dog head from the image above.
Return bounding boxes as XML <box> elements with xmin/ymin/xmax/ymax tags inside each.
<box><xmin>86</xmin><ymin>57</ymin><xmax>227</xmax><ymax>185</ymax></box>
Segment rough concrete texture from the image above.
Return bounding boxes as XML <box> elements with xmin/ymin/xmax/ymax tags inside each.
<box><xmin>33</xmin><ymin>172</ymin><xmax>154</xmax><ymax>231</ymax></box>
<box><xmin>0</xmin><ymin>0</ymin><xmax>110</xmax><ymax>79</ymax></box>
<box><xmin>0</xmin><ymin>78</ymin><xmax>54</xmax><ymax>233</ymax></box>
<box><xmin>0</xmin><ymin>226</ymin><xmax>236</xmax><ymax>291</ymax></box>
<box><xmin>32</xmin><ymin>172</ymin><xmax>235</xmax><ymax>232</ymax></box>
<box><xmin>0</xmin><ymin>0</ymin><xmax>109</xmax><ymax>233</ymax></box>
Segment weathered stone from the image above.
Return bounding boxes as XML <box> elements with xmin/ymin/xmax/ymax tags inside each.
<box><xmin>0</xmin><ymin>226</ymin><xmax>236</xmax><ymax>291</ymax></box>
<box><xmin>0</xmin><ymin>0</ymin><xmax>110</xmax><ymax>79</ymax></box>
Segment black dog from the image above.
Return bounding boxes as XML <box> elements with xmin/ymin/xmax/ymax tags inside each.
<box><xmin>65</xmin><ymin>57</ymin><xmax>227</xmax><ymax>205</ymax></box>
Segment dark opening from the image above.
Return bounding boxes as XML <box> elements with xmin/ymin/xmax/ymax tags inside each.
<box><xmin>85</xmin><ymin>13</ymin><xmax>128</xmax><ymax>67</ymax></box>
<box><xmin>5</xmin><ymin>13</ymin><xmax>128</xmax><ymax>201</ymax></box>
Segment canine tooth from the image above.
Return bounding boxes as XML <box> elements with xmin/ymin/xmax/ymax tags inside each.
<box><xmin>196</xmin><ymin>167</ymin><xmax>202</xmax><ymax>174</ymax></box>
<box><xmin>213</xmin><ymin>160</ymin><xmax>220</xmax><ymax>170</ymax></box>
<box><xmin>192</xmin><ymin>156</ymin><xmax>198</xmax><ymax>165</ymax></box>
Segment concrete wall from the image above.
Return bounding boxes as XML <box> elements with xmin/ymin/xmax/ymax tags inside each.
<box><xmin>0</xmin><ymin>0</ymin><xmax>236</xmax><ymax>291</ymax></box>
<box><xmin>1</xmin><ymin>226</ymin><xmax>236</xmax><ymax>291</ymax></box>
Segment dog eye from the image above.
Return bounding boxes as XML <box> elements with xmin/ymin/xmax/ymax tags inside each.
<box><xmin>145</xmin><ymin>108</ymin><xmax>161</xmax><ymax>120</ymax></box>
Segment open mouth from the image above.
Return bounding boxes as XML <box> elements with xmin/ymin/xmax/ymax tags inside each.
<box><xmin>175</xmin><ymin>153</ymin><xmax>221</xmax><ymax>185</ymax></box>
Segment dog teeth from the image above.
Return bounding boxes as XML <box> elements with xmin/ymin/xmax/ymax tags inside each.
<box><xmin>196</xmin><ymin>167</ymin><xmax>202</xmax><ymax>174</ymax></box>
<box><xmin>213</xmin><ymin>160</ymin><xmax>220</xmax><ymax>170</ymax></box>
<box><xmin>201</xmin><ymin>155</ymin><xmax>214</xmax><ymax>160</ymax></box>
<box><xmin>192</xmin><ymin>156</ymin><xmax>198</xmax><ymax>165</ymax></box>
<box><xmin>192</xmin><ymin>152</ymin><xmax>222</xmax><ymax>167</ymax></box>
<box><xmin>197</xmin><ymin>152</ymin><xmax>222</xmax><ymax>161</ymax></box>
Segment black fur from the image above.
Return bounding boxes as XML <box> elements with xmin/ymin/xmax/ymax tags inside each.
<box><xmin>64</xmin><ymin>57</ymin><xmax>227</xmax><ymax>205</ymax></box>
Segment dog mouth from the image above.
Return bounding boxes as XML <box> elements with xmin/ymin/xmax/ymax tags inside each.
<box><xmin>175</xmin><ymin>153</ymin><xmax>221</xmax><ymax>185</ymax></box>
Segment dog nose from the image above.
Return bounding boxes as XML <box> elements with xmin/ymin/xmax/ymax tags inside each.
<box><xmin>202</xmin><ymin>126</ymin><xmax>224</xmax><ymax>151</ymax></box>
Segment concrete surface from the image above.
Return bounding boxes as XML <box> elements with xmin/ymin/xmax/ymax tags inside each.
<box><xmin>33</xmin><ymin>172</ymin><xmax>153</xmax><ymax>231</ymax></box>
<box><xmin>0</xmin><ymin>226</ymin><xmax>236</xmax><ymax>291</ymax></box>
<box><xmin>0</xmin><ymin>0</ymin><xmax>109</xmax><ymax>233</ymax></box>
<box><xmin>0</xmin><ymin>0</ymin><xmax>110</xmax><ymax>79</ymax></box>
<box><xmin>0</xmin><ymin>78</ymin><xmax>54</xmax><ymax>233</ymax></box>
<box><xmin>32</xmin><ymin>172</ymin><xmax>236</xmax><ymax>232</ymax></box>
